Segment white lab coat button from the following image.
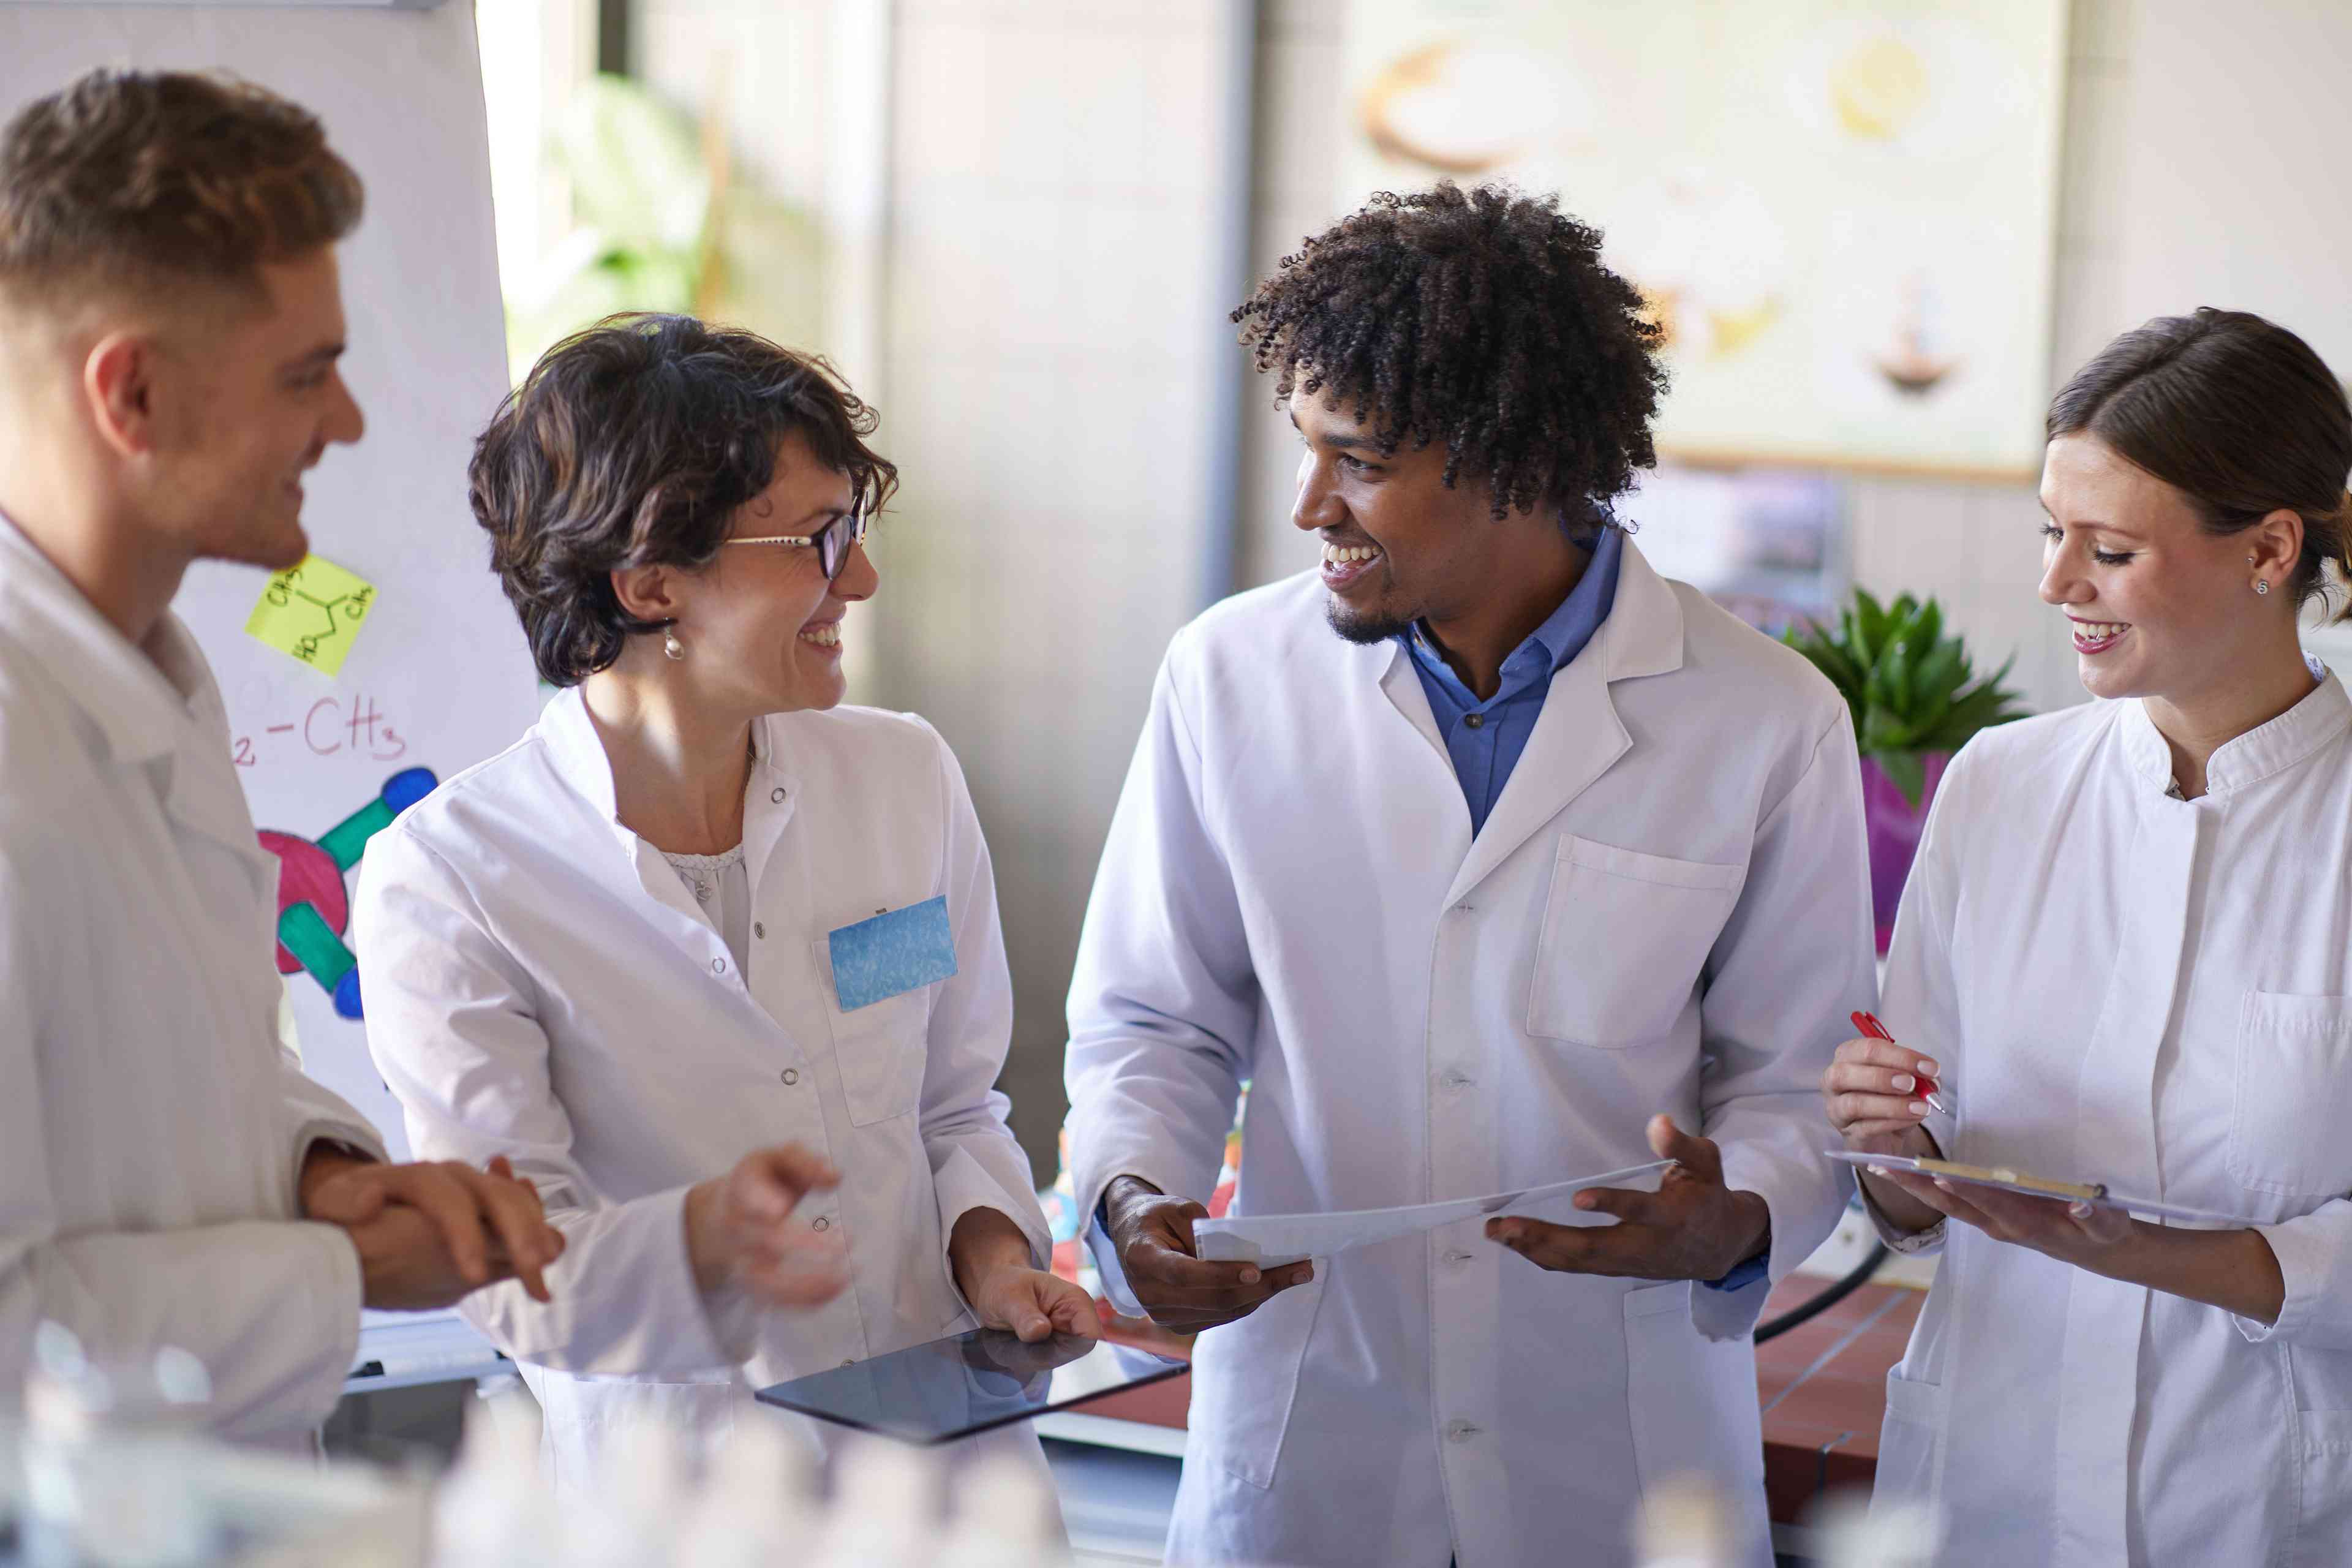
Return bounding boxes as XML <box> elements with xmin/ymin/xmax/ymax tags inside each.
<box><xmin>813</xmin><ymin>1216</ymin><xmax>831</xmax><ymax>1232</ymax></box>
<box><xmin>753</xmin><ymin>921</ymin><xmax>766</xmax><ymax>939</ymax></box>
<box><xmin>771</xmin><ymin>787</ymin><xmax>787</xmax><ymax>804</ymax></box>
<box><xmin>781</xmin><ymin>1068</ymin><xmax>799</xmax><ymax>1086</ymax></box>
<box><xmin>710</xmin><ymin>957</ymin><xmax>726</xmax><ymax>974</ymax></box>
<box><xmin>1446</xmin><ymin>1248</ymin><xmax>1474</xmax><ymax>1265</ymax></box>
<box><xmin>1445</xmin><ymin>1419</ymin><xmax>1479</xmax><ymax>1442</ymax></box>
<box><xmin>1453</xmin><ymin>902</ymin><xmax>1474</xmax><ymax>914</ymax></box>
<box><xmin>1439</xmin><ymin>1068</ymin><xmax>1472</xmax><ymax>1090</ymax></box>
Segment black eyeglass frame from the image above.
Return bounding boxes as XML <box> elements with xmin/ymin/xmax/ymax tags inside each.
<box><xmin>721</xmin><ymin>505</ymin><xmax>870</xmax><ymax>581</ymax></box>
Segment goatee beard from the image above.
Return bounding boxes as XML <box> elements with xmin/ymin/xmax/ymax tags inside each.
<box><xmin>1325</xmin><ymin>598</ymin><xmax>1415</xmax><ymax>645</ymax></box>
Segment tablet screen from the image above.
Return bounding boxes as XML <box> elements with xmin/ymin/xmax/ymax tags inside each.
<box><xmin>753</xmin><ymin>1328</ymin><xmax>1188</xmax><ymax>1446</ymax></box>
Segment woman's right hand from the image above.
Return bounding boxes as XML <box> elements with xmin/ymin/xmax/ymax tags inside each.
<box><xmin>684</xmin><ymin>1144</ymin><xmax>851</xmax><ymax>1307</ymax></box>
<box><xmin>1821</xmin><ymin>1035</ymin><xmax>1944</xmax><ymax>1159</ymax></box>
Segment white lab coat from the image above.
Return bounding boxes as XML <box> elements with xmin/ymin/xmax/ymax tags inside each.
<box><xmin>1066</xmin><ymin>544</ymin><xmax>1876</xmax><ymax>1568</ymax></box>
<box><xmin>353</xmin><ymin>687</ymin><xmax>1050</xmax><ymax>1491</ymax></box>
<box><xmin>1867</xmin><ymin>669</ymin><xmax>2352</xmax><ymax>1567</ymax></box>
<box><xmin>0</xmin><ymin>518</ymin><xmax>382</xmax><ymax>1447</ymax></box>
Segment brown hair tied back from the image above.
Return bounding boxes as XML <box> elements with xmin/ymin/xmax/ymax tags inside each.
<box><xmin>2047</xmin><ymin>307</ymin><xmax>2352</xmax><ymax>622</ymax></box>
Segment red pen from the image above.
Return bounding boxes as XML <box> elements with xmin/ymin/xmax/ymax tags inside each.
<box><xmin>1852</xmin><ymin>1010</ymin><xmax>1948</xmax><ymax>1114</ymax></box>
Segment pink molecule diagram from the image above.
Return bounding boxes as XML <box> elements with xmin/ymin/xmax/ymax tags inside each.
<box><xmin>258</xmin><ymin>766</ymin><xmax>437</xmax><ymax>1019</ymax></box>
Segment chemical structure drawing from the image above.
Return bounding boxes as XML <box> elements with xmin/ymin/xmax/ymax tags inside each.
<box><xmin>260</xmin><ymin>766</ymin><xmax>437</xmax><ymax>1019</ymax></box>
<box><xmin>269</xmin><ymin>578</ymin><xmax>372</xmax><ymax>666</ymax></box>
<box><xmin>244</xmin><ymin>556</ymin><xmax>380</xmax><ymax>677</ymax></box>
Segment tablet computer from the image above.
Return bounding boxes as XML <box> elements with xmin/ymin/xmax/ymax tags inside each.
<box><xmin>753</xmin><ymin>1328</ymin><xmax>1188</xmax><ymax>1446</ymax></box>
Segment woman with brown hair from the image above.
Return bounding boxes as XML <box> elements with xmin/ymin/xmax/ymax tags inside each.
<box><xmin>1821</xmin><ymin>307</ymin><xmax>2352</xmax><ymax>1564</ymax></box>
<box><xmin>353</xmin><ymin>314</ymin><xmax>1095</xmax><ymax>1491</ymax></box>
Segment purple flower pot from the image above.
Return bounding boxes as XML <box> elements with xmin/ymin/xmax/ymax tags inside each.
<box><xmin>1861</xmin><ymin>752</ymin><xmax>1950</xmax><ymax>955</ymax></box>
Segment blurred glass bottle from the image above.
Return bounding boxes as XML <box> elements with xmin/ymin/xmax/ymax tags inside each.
<box><xmin>18</xmin><ymin>1322</ymin><xmax>217</xmax><ymax>1567</ymax></box>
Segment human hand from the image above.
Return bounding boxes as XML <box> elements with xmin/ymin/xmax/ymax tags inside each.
<box><xmin>1487</xmin><ymin>1115</ymin><xmax>1770</xmax><ymax>1282</ymax></box>
<box><xmin>949</xmin><ymin>1208</ymin><xmax>1103</xmax><ymax>1343</ymax></box>
<box><xmin>1822</xmin><ymin>1035</ymin><xmax>1947</xmax><ymax>1155</ymax></box>
<box><xmin>684</xmin><ymin>1144</ymin><xmax>850</xmax><ymax>1307</ymax></box>
<box><xmin>1102</xmin><ymin>1176</ymin><xmax>1314</xmax><ymax>1333</ymax></box>
<box><xmin>303</xmin><ymin>1150</ymin><xmax>564</xmax><ymax>1306</ymax></box>
<box><xmin>1871</xmin><ymin>1166</ymin><xmax>2132</xmax><ymax>1264</ymax></box>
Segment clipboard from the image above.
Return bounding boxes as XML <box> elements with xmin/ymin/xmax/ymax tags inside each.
<box><xmin>1826</xmin><ymin>1150</ymin><xmax>2258</xmax><ymax>1226</ymax></box>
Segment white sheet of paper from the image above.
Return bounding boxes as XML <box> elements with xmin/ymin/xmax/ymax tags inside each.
<box><xmin>1191</xmin><ymin>1160</ymin><xmax>1677</xmax><ymax>1268</ymax></box>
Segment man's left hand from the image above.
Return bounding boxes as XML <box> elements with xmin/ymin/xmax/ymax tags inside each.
<box><xmin>1487</xmin><ymin>1115</ymin><xmax>1770</xmax><ymax>1282</ymax></box>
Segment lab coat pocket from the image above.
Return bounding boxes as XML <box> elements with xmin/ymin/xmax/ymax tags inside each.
<box><xmin>1531</xmin><ymin>837</ymin><xmax>1743</xmax><ymax>1049</ymax></box>
<box><xmin>2228</xmin><ymin>991</ymin><xmax>2352</xmax><ymax>1196</ymax></box>
<box><xmin>2293</xmin><ymin>1411</ymin><xmax>2352</xmax><ymax>1565</ymax></box>
<box><xmin>811</xmin><ymin>937</ymin><xmax>931</xmax><ymax>1126</ymax></box>
<box><xmin>1197</xmin><ymin>1272</ymin><xmax>1327</xmax><ymax>1491</ymax></box>
<box><xmin>1623</xmin><ymin>1281</ymin><xmax>1765</xmax><ymax>1501</ymax></box>
<box><xmin>1872</xmin><ymin>1368</ymin><xmax>1947</xmax><ymax>1513</ymax></box>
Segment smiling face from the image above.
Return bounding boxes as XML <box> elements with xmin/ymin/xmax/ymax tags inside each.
<box><xmin>1288</xmin><ymin>388</ymin><xmax>1530</xmax><ymax>643</ymax></box>
<box><xmin>2037</xmin><ymin>432</ymin><xmax>2298</xmax><ymax>705</ymax></box>
<box><xmin>663</xmin><ymin>430</ymin><xmax>877</xmax><ymax>719</ymax></box>
<box><xmin>143</xmin><ymin>248</ymin><xmax>365</xmax><ymax>571</ymax></box>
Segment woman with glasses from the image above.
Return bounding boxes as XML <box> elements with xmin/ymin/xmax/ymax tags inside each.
<box><xmin>354</xmin><ymin>314</ymin><xmax>1094</xmax><ymax>1490</ymax></box>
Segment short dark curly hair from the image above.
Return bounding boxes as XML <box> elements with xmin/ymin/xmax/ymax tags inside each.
<box><xmin>1234</xmin><ymin>183</ymin><xmax>1666</xmax><ymax>526</ymax></box>
<box><xmin>472</xmin><ymin>313</ymin><xmax>898</xmax><ymax>685</ymax></box>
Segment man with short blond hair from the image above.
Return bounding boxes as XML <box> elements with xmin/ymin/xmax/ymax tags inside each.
<box><xmin>0</xmin><ymin>69</ymin><xmax>559</xmax><ymax>1446</ymax></box>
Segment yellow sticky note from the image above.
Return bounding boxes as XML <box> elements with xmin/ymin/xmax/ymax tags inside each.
<box><xmin>244</xmin><ymin>554</ymin><xmax>377</xmax><ymax>676</ymax></box>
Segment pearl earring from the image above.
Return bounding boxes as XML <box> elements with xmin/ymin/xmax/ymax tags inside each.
<box><xmin>663</xmin><ymin>627</ymin><xmax>687</xmax><ymax>660</ymax></box>
<box><xmin>2255</xmin><ymin>579</ymin><xmax>2271</xmax><ymax>597</ymax></box>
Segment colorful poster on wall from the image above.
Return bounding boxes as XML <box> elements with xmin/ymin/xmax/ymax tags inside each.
<box><xmin>1338</xmin><ymin>0</ymin><xmax>2069</xmax><ymax>478</ymax></box>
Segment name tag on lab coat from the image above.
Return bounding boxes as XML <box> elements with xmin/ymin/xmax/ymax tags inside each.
<box><xmin>827</xmin><ymin>897</ymin><xmax>957</xmax><ymax>1012</ymax></box>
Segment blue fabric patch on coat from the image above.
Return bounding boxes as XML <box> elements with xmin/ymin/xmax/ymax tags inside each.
<box><xmin>827</xmin><ymin>897</ymin><xmax>957</xmax><ymax>1012</ymax></box>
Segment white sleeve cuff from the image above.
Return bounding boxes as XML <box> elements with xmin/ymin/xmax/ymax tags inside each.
<box><xmin>2237</xmin><ymin>1217</ymin><xmax>2329</xmax><ymax>1345</ymax></box>
<box><xmin>287</xmin><ymin>1117</ymin><xmax>390</xmax><ymax>1196</ymax></box>
<box><xmin>933</xmin><ymin>1147</ymin><xmax>1052</xmax><ymax>1322</ymax></box>
<box><xmin>1690</xmin><ymin>1271</ymin><xmax>1772</xmax><ymax>1342</ymax></box>
<box><xmin>1860</xmin><ymin>1180</ymin><xmax>1947</xmax><ymax>1256</ymax></box>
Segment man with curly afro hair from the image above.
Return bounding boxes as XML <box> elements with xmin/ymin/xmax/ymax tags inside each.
<box><xmin>1065</xmin><ymin>184</ymin><xmax>1877</xmax><ymax>1567</ymax></box>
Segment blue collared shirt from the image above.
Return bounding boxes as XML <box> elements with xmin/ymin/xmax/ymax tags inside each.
<box><xmin>1401</xmin><ymin>526</ymin><xmax>1624</xmax><ymax>836</ymax></box>
<box><xmin>1398</xmin><ymin>526</ymin><xmax>1768</xmax><ymax>1294</ymax></box>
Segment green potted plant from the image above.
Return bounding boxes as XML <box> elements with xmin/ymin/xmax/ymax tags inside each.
<box><xmin>1783</xmin><ymin>590</ymin><xmax>2029</xmax><ymax>951</ymax></box>
<box><xmin>503</xmin><ymin>74</ymin><xmax>824</xmax><ymax>382</ymax></box>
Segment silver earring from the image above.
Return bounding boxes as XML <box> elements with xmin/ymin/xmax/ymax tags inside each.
<box><xmin>663</xmin><ymin>627</ymin><xmax>687</xmax><ymax>660</ymax></box>
<box><xmin>2255</xmin><ymin>579</ymin><xmax>2271</xmax><ymax>597</ymax></box>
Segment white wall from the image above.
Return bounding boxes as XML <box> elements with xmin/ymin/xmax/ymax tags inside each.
<box><xmin>866</xmin><ymin>1</ymin><xmax>1242</xmax><ymax>1171</ymax></box>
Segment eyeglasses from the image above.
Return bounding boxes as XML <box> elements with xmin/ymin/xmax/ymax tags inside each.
<box><xmin>722</xmin><ymin>507</ymin><xmax>869</xmax><ymax>581</ymax></box>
